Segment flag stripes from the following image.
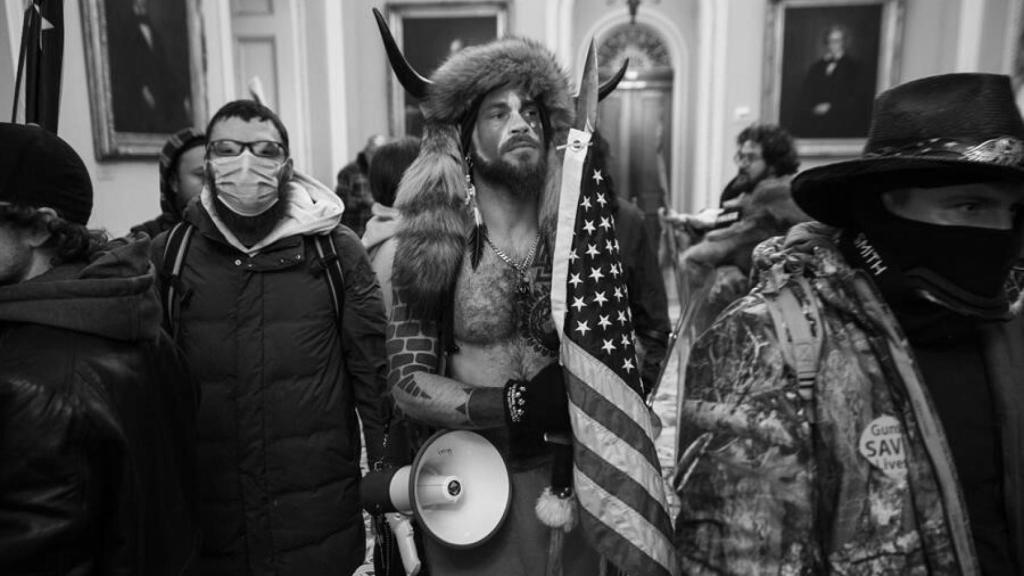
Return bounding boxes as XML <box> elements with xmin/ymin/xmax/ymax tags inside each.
<box><xmin>565</xmin><ymin>358</ymin><xmax>660</xmax><ymax>471</ymax></box>
<box><xmin>563</xmin><ymin>340</ymin><xmax>659</xmax><ymax>453</ymax></box>
<box><xmin>575</xmin><ymin>475</ymin><xmax>676</xmax><ymax>576</ymax></box>
<box><xmin>574</xmin><ymin>441</ymin><xmax>672</xmax><ymax>536</ymax></box>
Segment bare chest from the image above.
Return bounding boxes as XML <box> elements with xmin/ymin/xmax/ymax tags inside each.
<box><xmin>451</xmin><ymin>250</ymin><xmax>558</xmax><ymax>382</ymax></box>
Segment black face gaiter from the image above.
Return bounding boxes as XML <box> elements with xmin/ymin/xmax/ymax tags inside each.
<box><xmin>843</xmin><ymin>195</ymin><xmax>1021</xmax><ymax>321</ymax></box>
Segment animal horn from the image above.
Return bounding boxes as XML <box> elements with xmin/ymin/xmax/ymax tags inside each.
<box><xmin>598</xmin><ymin>59</ymin><xmax>629</xmax><ymax>100</ymax></box>
<box><xmin>372</xmin><ymin>8</ymin><xmax>432</xmax><ymax>99</ymax></box>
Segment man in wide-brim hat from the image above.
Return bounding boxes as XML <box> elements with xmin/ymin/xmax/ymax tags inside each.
<box><xmin>674</xmin><ymin>73</ymin><xmax>1024</xmax><ymax>575</ymax></box>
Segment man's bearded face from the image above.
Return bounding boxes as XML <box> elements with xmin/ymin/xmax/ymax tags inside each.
<box><xmin>732</xmin><ymin>139</ymin><xmax>770</xmax><ymax>193</ymax></box>
<box><xmin>470</xmin><ymin>86</ymin><xmax>547</xmax><ymax>198</ymax></box>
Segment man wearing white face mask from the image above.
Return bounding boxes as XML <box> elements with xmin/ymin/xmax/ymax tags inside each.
<box><xmin>150</xmin><ymin>100</ymin><xmax>390</xmax><ymax>576</ymax></box>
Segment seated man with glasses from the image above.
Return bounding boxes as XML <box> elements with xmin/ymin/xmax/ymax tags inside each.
<box><xmin>149</xmin><ymin>99</ymin><xmax>389</xmax><ymax>576</ymax></box>
<box><xmin>665</xmin><ymin>123</ymin><xmax>808</xmax><ymax>335</ymax></box>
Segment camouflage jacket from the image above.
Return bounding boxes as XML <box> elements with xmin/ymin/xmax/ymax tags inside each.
<box><xmin>674</xmin><ymin>222</ymin><xmax>1024</xmax><ymax>575</ymax></box>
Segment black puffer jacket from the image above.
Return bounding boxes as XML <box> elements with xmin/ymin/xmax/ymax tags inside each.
<box><xmin>152</xmin><ymin>183</ymin><xmax>388</xmax><ymax>576</ymax></box>
<box><xmin>0</xmin><ymin>236</ymin><xmax>199</xmax><ymax>575</ymax></box>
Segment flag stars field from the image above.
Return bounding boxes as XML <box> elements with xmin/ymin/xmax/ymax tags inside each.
<box><xmin>572</xmin><ymin>296</ymin><xmax>587</xmax><ymax>312</ymax></box>
<box><xmin>575</xmin><ymin>320</ymin><xmax>591</xmax><ymax>336</ymax></box>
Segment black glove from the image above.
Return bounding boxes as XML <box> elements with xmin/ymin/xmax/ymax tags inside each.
<box><xmin>504</xmin><ymin>363</ymin><xmax>570</xmax><ymax>458</ymax></box>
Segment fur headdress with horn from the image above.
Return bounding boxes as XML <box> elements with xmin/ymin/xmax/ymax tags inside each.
<box><xmin>374</xmin><ymin>8</ymin><xmax>577</xmax><ymax>319</ymax></box>
<box><xmin>375</xmin><ymin>10</ymin><xmax>627</xmax><ymax>319</ymax></box>
<box><xmin>402</xmin><ymin>44</ymin><xmax>571</xmax><ymax>320</ymax></box>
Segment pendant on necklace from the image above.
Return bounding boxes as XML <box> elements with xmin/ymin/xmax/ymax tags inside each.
<box><xmin>516</xmin><ymin>276</ymin><xmax>531</xmax><ymax>297</ymax></box>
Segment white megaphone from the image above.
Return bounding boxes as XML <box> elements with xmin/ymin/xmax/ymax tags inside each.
<box><xmin>361</xmin><ymin>430</ymin><xmax>512</xmax><ymax>571</ymax></box>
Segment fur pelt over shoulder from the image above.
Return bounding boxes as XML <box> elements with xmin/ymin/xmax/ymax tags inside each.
<box><xmin>392</xmin><ymin>37</ymin><xmax>574</xmax><ymax>320</ymax></box>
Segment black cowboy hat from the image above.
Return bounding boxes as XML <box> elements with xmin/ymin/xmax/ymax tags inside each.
<box><xmin>792</xmin><ymin>73</ymin><xmax>1024</xmax><ymax>227</ymax></box>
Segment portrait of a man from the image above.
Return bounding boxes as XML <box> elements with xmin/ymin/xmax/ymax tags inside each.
<box><xmin>776</xmin><ymin>3</ymin><xmax>885</xmax><ymax>141</ymax></box>
<box><xmin>104</xmin><ymin>0</ymin><xmax>192</xmax><ymax>135</ymax></box>
<box><xmin>792</xmin><ymin>24</ymin><xmax>872</xmax><ymax>137</ymax></box>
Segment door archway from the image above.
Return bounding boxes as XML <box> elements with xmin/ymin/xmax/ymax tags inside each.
<box><xmin>597</xmin><ymin>22</ymin><xmax>673</xmax><ymax>221</ymax></box>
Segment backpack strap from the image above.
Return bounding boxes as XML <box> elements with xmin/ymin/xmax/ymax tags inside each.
<box><xmin>764</xmin><ymin>276</ymin><xmax>823</xmax><ymax>403</ymax></box>
<box><xmin>161</xmin><ymin>221</ymin><xmax>196</xmax><ymax>337</ymax></box>
<box><xmin>313</xmin><ymin>234</ymin><xmax>345</xmax><ymax>323</ymax></box>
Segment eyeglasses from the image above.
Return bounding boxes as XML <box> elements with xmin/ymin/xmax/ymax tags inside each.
<box><xmin>208</xmin><ymin>139</ymin><xmax>287</xmax><ymax>159</ymax></box>
<box><xmin>733</xmin><ymin>152</ymin><xmax>762</xmax><ymax>165</ymax></box>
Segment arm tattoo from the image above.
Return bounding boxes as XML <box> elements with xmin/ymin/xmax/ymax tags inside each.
<box><xmin>387</xmin><ymin>297</ymin><xmax>479</xmax><ymax>429</ymax></box>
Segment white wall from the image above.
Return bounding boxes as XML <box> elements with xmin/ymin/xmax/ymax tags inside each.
<box><xmin>2</xmin><ymin>0</ymin><xmax>1020</xmax><ymax>234</ymax></box>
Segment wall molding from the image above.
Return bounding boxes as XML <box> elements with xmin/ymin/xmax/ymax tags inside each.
<box><xmin>693</xmin><ymin>0</ymin><xmax>729</xmax><ymax>211</ymax></box>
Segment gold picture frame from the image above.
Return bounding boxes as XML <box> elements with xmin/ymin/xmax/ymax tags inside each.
<box><xmin>763</xmin><ymin>0</ymin><xmax>905</xmax><ymax>157</ymax></box>
<box><xmin>80</xmin><ymin>0</ymin><xmax>206</xmax><ymax>159</ymax></box>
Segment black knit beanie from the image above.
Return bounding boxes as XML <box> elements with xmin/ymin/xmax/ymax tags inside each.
<box><xmin>0</xmin><ymin>123</ymin><xmax>92</xmax><ymax>225</ymax></box>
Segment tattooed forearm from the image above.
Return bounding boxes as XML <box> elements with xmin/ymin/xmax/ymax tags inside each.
<box><xmin>387</xmin><ymin>298</ymin><xmax>482</xmax><ymax>429</ymax></box>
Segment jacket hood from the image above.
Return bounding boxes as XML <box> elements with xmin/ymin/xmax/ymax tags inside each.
<box><xmin>362</xmin><ymin>203</ymin><xmax>400</xmax><ymax>252</ymax></box>
<box><xmin>0</xmin><ymin>234</ymin><xmax>162</xmax><ymax>341</ymax></box>
<box><xmin>198</xmin><ymin>169</ymin><xmax>344</xmax><ymax>255</ymax></box>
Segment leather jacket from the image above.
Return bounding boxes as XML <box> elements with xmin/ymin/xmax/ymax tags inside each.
<box><xmin>0</xmin><ymin>236</ymin><xmax>199</xmax><ymax>575</ymax></box>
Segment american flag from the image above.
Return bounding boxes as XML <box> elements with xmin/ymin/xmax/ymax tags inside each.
<box><xmin>551</xmin><ymin>128</ymin><xmax>679</xmax><ymax>576</ymax></box>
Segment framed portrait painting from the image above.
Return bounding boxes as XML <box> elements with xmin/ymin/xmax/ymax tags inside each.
<box><xmin>763</xmin><ymin>0</ymin><xmax>905</xmax><ymax>156</ymax></box>
<box><xmin>385</xmin><ymin>2</ymin><xmax>509</xmax><ymax>136</ymax></box>
<box><xmin>80</xmin><ymin>0</ymin><xmax>206</xmax><ymax>159</ymax></box>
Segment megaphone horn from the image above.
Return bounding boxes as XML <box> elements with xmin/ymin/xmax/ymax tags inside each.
<box><xmin>360</xmin><ymin>430</ymin><xmax>512</xmax><ymax>549</ymax></box>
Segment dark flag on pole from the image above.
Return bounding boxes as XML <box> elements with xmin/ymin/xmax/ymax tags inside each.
<box><xmin>12</xmin><ymin>0</ymin><xmax>64</xmax><ymax>133</ymax></box>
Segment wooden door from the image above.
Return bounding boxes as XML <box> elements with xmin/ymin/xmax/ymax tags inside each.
<box><xmin>598</xmin><ymin>82</ymin><xmax>673</xmax><ymax>218</ymax></box>
<box><xmin>229</xmin><ymin>0</ymin><xmax>308</xmax><ymax>165</ymax></box>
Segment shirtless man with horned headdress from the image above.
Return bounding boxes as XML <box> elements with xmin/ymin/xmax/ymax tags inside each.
<box><xmin>372</xmin><ymin>11</ymin><xmax>629</xmax><ymax>576</ymax></box>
